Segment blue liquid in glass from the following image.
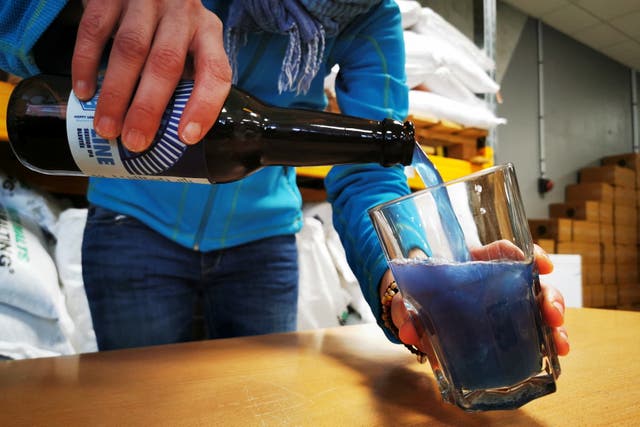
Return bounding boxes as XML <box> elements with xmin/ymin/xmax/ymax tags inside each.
<box><xmin>411</xmin><ymin>144</ymin><xmax>470</xmax><ymax>262</ymax></box>
<box><xmin>390</xmin><ymin>259</ymin><xmax>543</xmax><ymax>391</ymax></box>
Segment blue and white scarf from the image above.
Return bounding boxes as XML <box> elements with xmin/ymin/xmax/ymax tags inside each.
<box><xmin>225</xmin><ymin>0</ymin><xmax>381</xmax><ymax>94</ymax></box>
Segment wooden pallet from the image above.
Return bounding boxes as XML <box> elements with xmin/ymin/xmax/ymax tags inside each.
<box><xmin>325</xmin><ymin>90</ymin><xmax>490</xmax><ymax>163</ymax></box>
<box><xmin>408</xmin><ymin>113</ymin><xmax>489</xmax><ymax>162</ymax></box>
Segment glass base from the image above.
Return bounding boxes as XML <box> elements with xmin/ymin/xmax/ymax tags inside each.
<box><xmin>437</xmin><ymin>369</ymin><xmax>557</xmax><ymax>412</ymax></box>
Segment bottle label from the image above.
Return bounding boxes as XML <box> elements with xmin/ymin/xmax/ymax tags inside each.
<box><xmin>66</xmin><ymin>80</ymin><xmax>210</xmax><ymax>184</ymax></box>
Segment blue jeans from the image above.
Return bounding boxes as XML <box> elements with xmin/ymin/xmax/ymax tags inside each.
<box><xmin>82</xmin><ymin>205</ymin><xmax>299</xmax><ymax>350</ymax></box>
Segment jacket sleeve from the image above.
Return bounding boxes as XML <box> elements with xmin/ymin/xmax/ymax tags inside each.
<box><xmin>0</xmin><ymin>1</ymin><xmax>68</xmax><ymax>77</ymax></box>
<box><xmin>324</xmin><ymin>0</ymin><xmax>411</xmax><ymax>342</ymax></box>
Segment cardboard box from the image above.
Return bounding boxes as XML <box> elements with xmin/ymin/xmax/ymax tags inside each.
<box><xmin>604</xmin><ymin>284</ymin><xmax>618</xmax><ymax>307</ymax></box>
<box><xmin>602</xmin><ymin>263</ymin><xmax>616</xmax><ymax>284</ymax></box>
<box><xmin>582</xmin><ymin>286</ymin><xmax>592</xmax><ymax>307</ymax></box>
<box><xmin>549</xmin><ymin>201</ymin><xmax>600</xmax><ymax>222</ymax></box>
<box><xmin>535</xmin><ymin>238</ymin><xmax>556</xmax><ymax>254</ymax></box>
<box><xmin>572</xmin><ymin>220</ymin><xmax>600</xmax><ymax>243</ymax></box>
<box><xmin>613</xmin><ymin>205</ymin><xmax>637</xmax><ymax>227</ymax></box>
<box><xmin>616</xmin><ymin>263</ymin><xmax>639</xmax><ymax>284</ymax></box>
<box><xmin>565</xmin><ymin>182</ymin><xmax>614</xmax><ymax>204</ymax></box>
<box><xmin>583</xmin><ymin>264</ymin><xmax>602</xmax><ymax>286</ymax></box>
<box><xmin>618</xmin><ymin>283</ymin><xmax>640</xmax><ymax>307</ymax></box>
<box><xmin>614</xmin><ymin>187</ymin><xmax>637</xmax><ymax>208</ymax></box>
<box><xmin>600</xmin><ymin>203</ymin><xmax>613</xmax><ymax>224</ymax></box>
<box><xmin>601</xmin><ymin>243</ymin><xmax>615</xmax><ymax>264</ymax></box>
<box><xmin>600</xmin><ymin>223</ymin><xmax>614</xmax><ymax>243</ymax></box>
<box><xmin>579</xmin><ymin>165</ymin><xmax>636</xmax><ymax>189</ymax></box>
<box><xmin>590</xmin><ymin>284</ymin><xmax>605</xmax><ymax>307</ymax></box>
<box><xmin>556</xmin><ymin>242</ymin><xmax>601</xmax><ymax>265</ymax></box>
<box><xmin>601</xmin><ymin>153</ymin><xmax>640</xmax><ymax>189</ymax></box>
<box><xmin>614</xmin><ymin>224</ymin><xmax>638</xmax><ymax>245</ymax></box>
<box><xmin>614</xmin><ymin>245</ymin><xmax>638</xmax><ymax>265</ymax></box>
<box><xmin>528</xmin><ymin>218</ymin><xmax>572</xmax><ymax>242</ymax></box>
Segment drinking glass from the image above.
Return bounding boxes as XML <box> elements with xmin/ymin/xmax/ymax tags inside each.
<box><xmin>369</xmin><ymin>163</ymin><xmax>560</xmax><ymax>411</ymax></box>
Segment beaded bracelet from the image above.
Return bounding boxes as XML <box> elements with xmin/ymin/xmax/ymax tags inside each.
<box><xmin>381</xmin><ymin>281</ymin><xmax>428</xmax><ymax>364</ymax></box>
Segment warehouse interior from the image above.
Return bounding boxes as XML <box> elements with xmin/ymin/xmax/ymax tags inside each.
<box><xmin>0</xmin><ymin>0</ymin><xmax>638</xmax><ymax>362</ymax></box>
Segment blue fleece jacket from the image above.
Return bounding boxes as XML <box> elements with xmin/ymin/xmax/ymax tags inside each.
<box><xmin>0</xmin><ymin>0</ymin><xmax>412</xmax><ymax>339</ymax></box>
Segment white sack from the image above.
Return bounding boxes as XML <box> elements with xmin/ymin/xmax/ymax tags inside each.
<box><xmin>403</xmin><ymin>30</ymin><xmax>499</xmax><ymax>95</ymax></box>
<box><xmin>0</xmin><ymin>171</ymin><xmax>62</xmax><ymax>240</ymax></box>
<box><xmin>0</xmin><ymin>303</ymin><xmax>75</xmax><ymax>359</ymax></box>
<box><xmin>409</xmin><ymin>89</ymin><xmax>506</xmax><ymax>129</ymax></box>
<box><xmin>324</xmin><ymin>64</ymin><xmax>339</xmax><ymax>97</ymax></box>
<box><xmin>301</xmin><ymin>202</ymin><xmax>376</xmax><ymax>325</ymax></box>
<box><xmin>404</xmin><ymin>30</ymin><xmax>442</xmax><ymax>75</ymax></box>
<box><xmin>54</xmin><ymin>208</ymin><xmax>97</xmax><ymax>354</ymax></box>
<box><xmin>405</xmin><ymin>62</ymin><xmax>430</xmax><ymax>90</ymax></box>
<box><xmin>422</xmin><ymin>66</ymin><xmax>485</xmax><ymax>107</ymax></box>
<box><xmin>412</xmin><ymin>7</ymin><xmax>495</xmax><ymax>72</ymax></box>
<box><xmin>0</xmin><ymin>202</ymin><xmax>67</xmax><ymax>320</ymax></box>
<box><xmin>395</xmin><ymin>0</ymin><xmax>422</xmax><ymax>29</ymax></box>
<box><xmin>324</xmin><ymin>225</ymin><xmax>376</xmax><ymax>325</ymax></box>
<box><xmin>296</xmin><ymin>216</ymin><xmax>351</xmax><ymax>330</ymax></box>
<box><xmin>0</xmin><ymin>202</ymin><xmax>77</xmax><ymax>359</ymax></box>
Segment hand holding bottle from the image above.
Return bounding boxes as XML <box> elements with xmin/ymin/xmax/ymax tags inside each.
<box><xmin>72</xmin><ymin>0</ymin><xmax>232</xmax><ymax>152</ymax></box>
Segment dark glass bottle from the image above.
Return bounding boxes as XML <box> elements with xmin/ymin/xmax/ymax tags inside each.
<box><xmin>7</xmin><ymin>74</ymin><xmax>415</xmax><ymax>184</ymax></box>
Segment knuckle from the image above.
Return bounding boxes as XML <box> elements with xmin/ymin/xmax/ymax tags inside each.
<box><xmin>200</xmin><ymin>58</ymin><xmax>233</xmax><ymax>86</ymax></box>
<box><xmin>72</xmin><ymin>50</ymin><xmax>97</xmax><ymax>68</ymax></box>
<box><xmin>77</xmin><ymin>11</ymin><xmax>109</xmax><ymax>42</ymax></box>
<box><xmin>97</xmin><ymin>87</ymin><xmax>129</xmax><ymax>110</ymax></box>
<box><xmin>147</xmin><ymin>46</ymin><xmax>185</xmax><ymax>78</ymax></box>
<box><xmin>191</xmin><ymin>95</ymin><xmax>220</xmax><ymax>114</ymax></box>
<box><xmin>206</xmin><ymin>11</ymin><xmax>224</xmax><ymax>32</ymax></box>
<box><xmin>129</xmin><ymin>100</ymin><xmax>162</xmax><ymax>123</ymax></box>
<box><xmin>184</xmin><ymin>0</ymin><xmax>208</xmax><ymax>16</ymax></box>
<box><xmin>200</xmin><ymin>10</ymin><xmax>225</xmax><ymax>40</ymax></box>
<box><xmin>113</xmin><ymin>29</ymin><xmax>149</xmax><ymax>62</ymax></box>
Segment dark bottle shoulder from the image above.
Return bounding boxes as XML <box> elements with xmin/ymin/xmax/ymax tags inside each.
<box><xmin>7</xmin><ymin>75</ymin><xmax>78</xmax><ymax>173</ymax></box>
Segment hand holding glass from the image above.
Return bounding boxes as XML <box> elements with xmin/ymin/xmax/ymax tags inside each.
<box><xmin>369</xmin><ymin>164</ymin><xmax>560</xmax><ymax>411</ymax></box>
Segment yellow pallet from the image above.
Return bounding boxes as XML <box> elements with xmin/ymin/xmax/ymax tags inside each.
<box><xmin>297</xmin><ymin>146</ymin><xmax>493</xmax><ymax>191</ymax></box>
<box><xmin>0</xmin><ymin>81</ymin><xmax>14</xmax><ymax>142</ymax></box>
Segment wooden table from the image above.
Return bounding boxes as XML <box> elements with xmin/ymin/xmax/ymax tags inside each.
<box><xmin>1</xmin><ymin>307</ymin><xmax>638</xmax><ymax>426</ymax></box>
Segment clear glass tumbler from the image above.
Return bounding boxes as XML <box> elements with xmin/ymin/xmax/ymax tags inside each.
<box><xmin>369</xmin><ymin>164</ymin><xmax>560</xmax><ymax>411</ymax></box>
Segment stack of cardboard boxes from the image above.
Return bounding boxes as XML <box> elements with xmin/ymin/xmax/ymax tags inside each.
<box><xmin>528</xmin><ymin>153</ymin><xmax>639</xmax><ymax>310</ymax></box>
<box><xmin>601</xmin><ymin>154</ymin><xmax>640</xmax><ymax>309</ymax></box>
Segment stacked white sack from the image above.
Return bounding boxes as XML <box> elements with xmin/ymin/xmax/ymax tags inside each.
<box><xmin>324</xmin><ymin>3</ymin><xmax>505</xmax><ymax>130</ymax></box>
<box><xmin>54</xmin><ymin>208</ymin><xmax>97</xmax><ymax>354</ymax></box>
<box><xmin>403</xmin><ymin>29</ymin><xmax>500</xmax><ymax>95</ymax></box>
<box><xmin>409</xmin><ymin>90</ymin><xmax>506</xmax><ymax>130</ymax></box>
<box><xmin>0</xmin><ymin>202</ymin><xmax>76</xmax><ymax>359</ymax></box>
<box><xmin>412</xmin><ymin>7</ymin><xmax>495</xmax><ymax>72</ymax></box>
<box><xmin>400</xmin><ymin>4</ymin><xmax>505</xmax><ymax>130</ymax></box>
<box><xmin>0</xmin><ymin>171</ymin><xmax>63</xmax><ymax>241</ymax></box>
<box><xmin>396</xmin><ymin>0</ymin><xmax>422</xmax><ymax>29</ymax></box>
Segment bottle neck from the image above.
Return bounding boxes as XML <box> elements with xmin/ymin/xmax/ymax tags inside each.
<box><xmin>255</xmin><ymin>105</ymin><xmax>416</xmax><ymax>167</ymax></box>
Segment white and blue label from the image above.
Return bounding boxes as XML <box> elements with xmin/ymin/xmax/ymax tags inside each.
<box><xmin>66</xmin><ymin>80</ymin><xmax>209</xmax><ymax>184</ymax></box>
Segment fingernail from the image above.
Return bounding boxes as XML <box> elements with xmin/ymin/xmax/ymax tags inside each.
<box><xmin>553</xmin><ymin>301</ymin><xmax>564</xmax><ymax>317</ymax></box>
<box><xmin>559</xmin><ymin>328</ymin><xmax>569</xmax><ymax>342</ymax></box>
<box><xmin>182</xmin><ymin>122</ymin><xmax>202</xmax><ymax>144</ymax></box>
<box><xmin>96</xmin><ymin>116</ymin><xmax>117</xmax><ymax>138</ymax></box>
<box><xmin>124</xmin><ymin>128</ymin><xmax>147</xmax><ymax>152</ymax></box>
<box><xmin>74</xmin><ymin>80</ymin><xmax>90</xmax><ymax>99</ymax></box>
<box><xmin>537</xmin><ymin>246</ymin><xmax>550</xmax><ymax>260</ymax></box>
